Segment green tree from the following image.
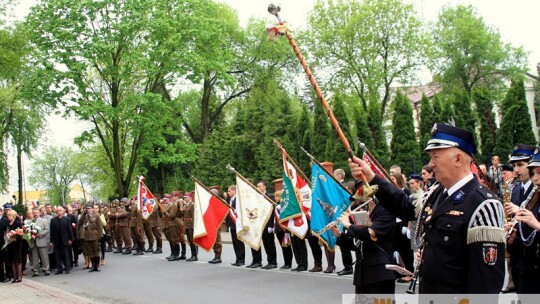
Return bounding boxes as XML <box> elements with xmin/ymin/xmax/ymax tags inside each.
<box><xmin>419</xmin><ymin>94</ymin><xmax>434</xmax><ymax>157</ymax></box>
<box><xmin>431</xmin><ymin>95</ymin><xmax>443</xmax><ymax>123</ymax></box>
<box><xmin>306</xmin><ymin>0</ymin><xmax>427</xmax><ymax>113</ymax></box>
<box><xmin>429</xmin><ymin>4</ymin><xmax>527</xmax><ymax>96</ymax></box>
<box><xmin>452</xmin><ymin>91</ymin><xmax>477</xmax><ymax>151</ymax></box>
<box><xmin>494</xmin><ymin>78</ymin><xmax>536</xmax><ymax>161</ymax></box>
<box><xmin>390</xmin><ymin>92</ymin><xmax>421</xmax><ymax>174</ymax></box>
<box><xmin>325</xmin><ymin>93</ymin><xmax>352</xmax><ymax>171</ymax></box>
<box><xmin>26</xmin><ymin>0</ymin><xmax>208</xmax><ymax>197</ymax></box>
<box><xmin>473</xmin><ymin>87</ymin><xmax>497</xmax><ymax>161</ymax></box>
<box><xmin>30</xmin><ymin>146</ymin><xmax>84</xmax><ymax>205</ymax></box>
<box><xmin>311</xmin><ymin>95</ymin><xmax>332</xmax><ymax>161</ymax></box>
<box><xmin>439</xmin><ymin>98</ymin><xmax>455</xmax><ymax>124</ymax></box>
<box><xmin>367</xmin><ymin>100</ymin><xmax>389</xmax><ymax>168</ymax></box>
<box><xmin>353</xmin><ymin>103</ymin><xmax>375</xmax><ymax>155</ymax></box>
<box><xmin>297</xmin><ymin>104</ymin><xmax>313</xmax><ymax>175</ymax></box>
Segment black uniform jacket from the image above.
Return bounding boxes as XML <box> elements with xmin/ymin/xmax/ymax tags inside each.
<box><xmin>371</xmin><ymin>175</ymin><xmax>505</xmax><ymax>294</ymax></box>
<box><xmin>337</xmin><ymin>202</ymin><xmax>396</xmax><ymax>287</ymax></box>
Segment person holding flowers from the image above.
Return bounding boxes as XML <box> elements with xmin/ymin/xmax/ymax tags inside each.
<box><xmin>5</xmin><ymin>210</ymin><xmax>23</xmax><ymax>283</ymax></box>
<box><xmin>28</xmin><ymin>208</ymin><xmax>50</xmax><ymax>277</ymax></box>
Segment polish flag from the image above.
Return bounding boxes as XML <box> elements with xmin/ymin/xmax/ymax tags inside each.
<box><xmin>193</xmin><ymin>182</ymin><xmax>230</xmax><ymax>252</ymax></box>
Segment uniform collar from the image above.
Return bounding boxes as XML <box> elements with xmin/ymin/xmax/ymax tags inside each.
<box><xmin>446</xmin><ymin>173</ymin><xmax>474</xmax><ymax>197</ymax></box>
<box><xmin>522</xmin><ymin>179</ymin><xmax>532</xmax><ymax>193</ymax></box>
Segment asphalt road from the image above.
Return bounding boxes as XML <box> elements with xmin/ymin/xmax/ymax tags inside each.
<box><xmin>28</xmin><ymin>238</ymin><xmax>410</xmax><ymax>304</ymax></box>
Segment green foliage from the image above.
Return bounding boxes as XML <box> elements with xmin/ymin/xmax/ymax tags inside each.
<box><xmin>419</xmin><ymin>94</ymin><xmax>434</xmax><ymax>160</ymax></box>
<box><xmin>29</xmin><ymin>146</ymin><xmax>84</xmax><ymax>205</ymax></box>
<box><xmin>297</xmin><ymin>104</ymin><xmax>313</xmax><ymax>175</ymax></box>
<box><xmin>390</xmin><ymin>92</ymin><xmax>421</xmax><ymax>174</ymax></box>
<box><xmin>306</xmin><ymin>0</ymin><xmax>427</xmax><ymax>113</ymax></box>
<box><xmin>494</xmin><ymin>79</ymin><xmax>536</xmax><ymax>161</ymax></box>
<box><xmin>452</xmin><ymin>90</ymin><xmax>477</xmax><ymax>151</ymax></box>
<box><xmin>473</xmin><ymin>87</ymin><xmax>497</xmax><ymax>162</ymax></box>
<box><xmin>367</xmin><ymin>100</ymin><xmax>389</xmax><ymax>168</ymax></box>
<box><xmin>311</xmin><ymin>95</ymin><xmax>332</xmax><ymax>161</ymax></box>
<box><xmin>431</xmin><ymin>95</ymin><xmax>443</xmax><ymax>123</ymax></box>
<box><xmin>430</xmin><ymin>4</ymin><xmax>527</xmax><ymax>95</ymax></box>
<box><xmin>325</xmin><ymin>93</ymin><xmax>353</xmax><ymax>171</ymax></box>
<box><xmin>353</xmin><ymin>102</ymin><xmax>375</xmax><ymax>155</ymax></box>
<box><xmin>439</xmin><ymin>98</ymin><xmax>455</xmax><ymax>124</ymax></box>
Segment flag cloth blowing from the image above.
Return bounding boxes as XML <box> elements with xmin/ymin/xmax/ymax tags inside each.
<box><xmin>279</xmin><ymin>151</ymin><xmax>310</xmax><ymax>238</ymax></box>
<box><xmin>363</xmin><ymin>151</ymin><xmax>391</xmax><ymax>183</ymax></box>
<box><xmin>310</xmin><ymin>162</ymin><xmax>351</xmax><ymax>251</ymax></box>
<box><xmin>137</xmin><ymin>176</ymin><xmax>157</xmax><ymax>220</ymax></box>
<box><xmin>235</xmin><ymin>175</ymin><xmax>274</xmax><ymax>250</ymax></box>
<box><xmin>193</xmin><ymin>182</ymin><xmax>230</xmax><ymax>252</ymax></box>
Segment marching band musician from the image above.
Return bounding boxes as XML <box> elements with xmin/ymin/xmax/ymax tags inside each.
<box><xmin>504</xmin><ymin>144</ymin><xmax>535</xmax><ymax>293</ymax></box>
<box><xmin>349</xmin><ymin>123</ymin><xmax>505</xmax><ymax>293</ymax></box>
<box><xmin>508</xmin><ymin>147</ymin><xmax>540</xmax><ymax>294</ymax></box>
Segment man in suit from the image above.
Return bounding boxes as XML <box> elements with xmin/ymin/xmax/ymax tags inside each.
<box><xmin>226</xmin><ymin>185</ymin><xmax>245</xmax><ymax>266</ymax></box>
<box><xmin>49</xmin><ymin>205</ymin><xmax>74</xmax><ymax>274</ymax></box>
<box><xmin>349</xmin><ymin>123</ymin><xmax>506</xmax><ymax>294</ymax></box>
<box><xmin>505</xmin><ymin>144</ymin><xmax>535</xmax><ymax>293</ymax></box>
<box><xmin>254</xmin><ymin>180</ymin><xmax>277</xmax><ymax>269</ymax></box>
<box><xmin>30</xmin><ymin>208</ymin><xmax>51</xmax><ymax>276</ymax></box>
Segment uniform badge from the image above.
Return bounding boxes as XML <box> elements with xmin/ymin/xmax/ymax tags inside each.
<box><xmin>431</xmin><ymin>123</ymin><xmax>437</xmax><ymax>135</ymax></box>
<box><xmin>445</xmin><ymin>210</ymin><xmax>464</xmax><ymax>216</ymax></box>
<box><xmin>453</xmin><ymin>190</ymin><xmax>465</xmax><ymax>201</ymax></box>
<box><xmin>535</xmin><ymin>147</ymin><xmax>539</xmax><ymax>155</ymax></box>
<box><xmin>482</xmin><ymin>243</ymin><xmax>498</xmax><ymax>266</ymax></box>
<box><xmin>513</xmin><ymin>145</ymin><xmax>518</xmax><ymax>153</ymax></box>
<box><xmin>425</xmin><ymin>215</ymin><xmax>432</xmax><ymax>223</ymax></box>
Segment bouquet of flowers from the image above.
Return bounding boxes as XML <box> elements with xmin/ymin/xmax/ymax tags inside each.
<box><xmin>2</xmin><ymin>227</ymin><xmax>33</xmax><ymax>250</ymax></box>
<box><xmin>24</xmin><ymin>222</ymin><xmax>42</xmax><ymax>240</ymax></box>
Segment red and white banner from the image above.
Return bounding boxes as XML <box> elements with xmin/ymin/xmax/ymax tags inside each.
<box><xmin>137</xmin><ymin>176</ymin><xmax>157</xmax><ymax>220</ymax></box>
<box><xmin>193</xmin><ymin>182</ymin><xmax>230</xmax><ymax>252</ymax></box>
<box><xmin>363</xmin><ymin>151</ymin><xmax>391</xmax><ymax>183</ymax></box>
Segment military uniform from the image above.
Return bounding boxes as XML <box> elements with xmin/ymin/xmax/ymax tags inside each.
<box><xmin>108</xmin><ymin>202</ymin><xmax>132</xmax><ymax>254</ymax></box>
<box><xmin>147</xmin><ymin>206</ymin><xmax>162</xmax><ymax>254</ymax></box>
<box><xmin>182</xmin><ymin>194</ymin><xmax>198</xmax><ymax>261</ymax></box>
<box><xmin>78</xmin><ymin>206</ymin><xmax>104</xmax><ymax>272</ymax></box>
<box><xmin>361</xmin><ymin>124</ymin><xmax>505</xmax><ymax>294</ymax></box>
<box><xmin>128</xmin><ymin>202</ymin><xmax>146</xmax><ymax>255</ymax></box>
<box><xmin>163</xmin><ymin>199</ymin><xmax>184</xmax><ymax>261</ymax></box>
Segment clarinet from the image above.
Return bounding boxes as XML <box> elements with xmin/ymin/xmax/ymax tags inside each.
<box><xmin>406</xmin><ymin>234</ymin><xmax>424</xmax><ymax>294</ymax></box>
<box><xmin>507</xmin><ymin>184</ymin><xmax>538</xmax><ymax>241</ymax></box>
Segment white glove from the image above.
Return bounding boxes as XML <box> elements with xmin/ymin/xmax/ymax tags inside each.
<box><xmin>267</xmin><ymin>227</ymin><xmax>274</xmax><ymax>233</ymax></box>
<box><xmin>401</xmin><ymin>226</ymin><xmax>409</xmax><ymax>236</ymax></box>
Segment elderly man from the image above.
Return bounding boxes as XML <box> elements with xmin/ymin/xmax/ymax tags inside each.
<box><xmin>30</xmin><ymin>208</ymin><xmax>51</xmax><ymax>276</ymax></box>
<box><xmin>349</xmin><ymin>123</ymin><xmax>505</xmax><ymax>294</ymax></box>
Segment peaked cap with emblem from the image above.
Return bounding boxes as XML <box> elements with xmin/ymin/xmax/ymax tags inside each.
<box><xmin>527</xmin><ymin>147</ymin><xmax>540</xmax><ymax>168</ymax></box>
<box><xmin>510</xmin><ymin>144</ymin><xmax>535</xmax><ymax>163</ymax></box>
<box><xmin>424</xmin><ymin>123</ymin><xmax>476</xmax><ymax>156</ymax></box>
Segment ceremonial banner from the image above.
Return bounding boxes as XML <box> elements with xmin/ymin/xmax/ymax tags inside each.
<box><xmin>137</xmin><ymin>176</ymin><xmax>157</xmax><ymax>220</ymax></box>
<box><xmin>279</xmin><ymin>150</ymin><xmax>310</xmax><ymax>238</ymax></box>
<box><xmin>363</xmin><ymin>150</ymin><xmax>391</xmax><ymax>183</ymax></box>
<box><xmin>193</xmin><ymin>182</ymin><xmax>230</xmax><ymax>252</ymax></box>
<box><xmin>310</xmin><ymin>162</ymin><xmax>351</xmax><ymax>251</ymax></box>
<box><xmin>235</xmin><ymin>175</ymin><xmax>274</xmax><ymax>250</ymax></box>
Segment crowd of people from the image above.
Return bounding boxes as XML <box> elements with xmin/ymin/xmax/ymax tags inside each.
<box><xmin>2</xmin><ymin>123</ymin><xmax>540</xmax><ymax>297</ymax></box>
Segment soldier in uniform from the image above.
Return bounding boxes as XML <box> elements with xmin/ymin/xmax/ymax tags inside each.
<box><xmin>505</xmin><ymin>144</ymin><xmax>535</xmax><ymax>293</ymax></box>
<box><xmin>349</xmin><ymin>123</ymin><xmax>506</xmax><ymax>293</ymax></box>
<box><xmin>128</xmin><ymin>198</ymin><xmax>146</xmax><ymax>255</ymax></box>
<box><xmin>208</xmin><ymin>187</ymin><xmax>223</xmax><ymax>264</ymax></box>
<box><xmin>78</xmin><ymin>203</ymin><xmax>104</xmax><ymax>272</ymax></box>
<box><xmin>163</xmin><ymin>194</ymin><xmax>183</xmax><ymax>261</ymax></box>
<box><xmin>182</xmin><ymin>192</ymin><xmax>198</xmax><ymax>261</ymax></box>
<box><xmin>147</xmin><ymin>201</ymin><xmax>162</xmax><ymax>254</ymax></box>
<box><xmin>109</xmin><ymin>198</ymin><xmax>132</xmax><ymax>254</ymax></box>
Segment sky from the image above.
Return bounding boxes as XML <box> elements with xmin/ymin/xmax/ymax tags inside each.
<box><xmin>4</xmin><ymin>0</ymin><xmax>540</xmax><ymax>197</ymax></box>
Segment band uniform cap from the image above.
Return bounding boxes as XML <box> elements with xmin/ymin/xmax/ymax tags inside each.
<box><xmin>527</xmin><ymin>147</ymin><xmax>540</xmax><ymax>168</ymax></box>
<box><xmin>510</xmin><ymin>144</ymin><xmax>536</xmax><ymax>163</ymax></box>
<box><xmin>120</xmin><ymin>197</ymin><xmax>128</xmax><ymax>203</ymax></box>
<box><xmin>408</xmin><ymin>174</ymin><xmax>422</xmax><ymax>182</ymax></box>
<box><xmin>4</xmin><ymin>204</ymin><xmax>13</xmax><ymax>209</ymax></box>
<box><xmin>424</xmin><ymin>123</ymin><xmax>475</xmax><ymax>156</ymax></box>
<box><xmin>164</xmin><ymin>193</ymin><xmax>172</xmax><ymax>199</ymax></box>
<box><xmin>500</xmin><ymin>164</ymin><xmax>514</xmax><ymax>172</ymax></box>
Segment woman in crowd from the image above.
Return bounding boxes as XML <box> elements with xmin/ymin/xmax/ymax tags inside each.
<box><xmin>6</xmin><ymin>210</ymin><xmax>23</xmax><ymax>283</ymax></box>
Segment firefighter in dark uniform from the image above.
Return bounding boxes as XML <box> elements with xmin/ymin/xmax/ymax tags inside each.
<box><xmin>349</xmin><ymin>123</ymin><xmax>506</xmax><ymax>293</ymax></box>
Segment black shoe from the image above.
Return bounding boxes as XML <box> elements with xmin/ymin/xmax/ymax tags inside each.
<box><xmin>55</xmin><ymin>270</ymin><xmax>63</xmax><ymax>275</ymax></box>
<box><xmin>247</xmin><ymin>262</ymin><xmax>262</xmax><ymax>268</ymax></box>
<box><xmin>178</xmin><ymin>254</ymin><xmax>186</xmax><ymax>260</ymax></box>
<box><xmin>168</xmin><ymin>255</ymin><xmax>180</xmax><ymax>261</ymax></box>
<box><xmin>153</xmin><ymin>248</ymin><xmax>162</xmax><ymax>254</ymax></box>
<box><xmin>237</xmin><ymin>261</ymin><xmax>245</xmax><ymax>266</ymax></box>
<box><xmin>187</xmin><ymin>256</ymin><xmax>198</xmax><ymax>262</ymax></box>
<box><xmin>145</xmin><ymin>248</ymin><xmax>153</xmax><ymax>253</ymax></box>
<box><xmin>133</xmin><ymin>251</ymin><xmax>143</xmax><ymax>256</ymax></box>
<box><xmin>296</xmin><ymin>266</ymin><xmax>307</xmax><ymax>272</ymax></box>
<box><xmin>44</xmin><ymin>272</ymin><xmax>50</xmax><ymax>276</ymax></box>
<box><xmin>122</xmin><ymin>250</ymin><xmax>132</xmax><ymax>255</ymax></box>
<box><xmin>501</xmin><ymin>287</ymin><xmax>516</xmax><ymax>293</ymax></box>
<box><xmin>65</xmin><ymin>270</ymin><xmax>70</xmax><ymax>274</ymax></box>
<box><xmin>337</xmin><ymin>268</ymin><xmax>353</xmax><ymax>276</ymax></box>
<box><xmin>280</xmin><ymin>264</ymin><xmax>291</xmax><ymax>270</ymax></box>
<box><xmin>113</xmin><ymin>249</ymin><xmax>123</xmax><ymax>254</ymax></box>
<box><xmin>231</xmin><ymin>262</ymin><xmax>239</xmax><ymax>266</ymax></box>
<box><xmin>324</xmin><ymin>266</ymin><xmax>336</xmax><ymax>273</ymax></box>
<box><xmin>2</xmin><ymin>278</ymin><xmax>10</xmax><ymax>283</ymax></box>
<box><xmin>105</xmin><ymin>248</ymin><xmax>113</xmax><ymax>252</ymax></box>
<box><xmin>209</xmin><ymin>258</ymin><xmax>222</xmax><ymax>264</ymax></box>
<box><xmin>32</xmin><ymin>273</ymin><xmax>39</xmax><ymax>277</ymax></box>
<box><xmin>263</xmin><ymin>264</ymin><xmax>277</xmax><ymax>269</ymax></box>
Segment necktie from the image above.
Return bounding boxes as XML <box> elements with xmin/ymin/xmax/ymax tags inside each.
<box><xmin>521</xmin><ymin>186</ymin><xmax>526</xmax><ymax>202</ymax></box>
<box><xmin>432</xmin><ymin>190</ymin><xmax>448</xmax><ymax>211</ymax></box>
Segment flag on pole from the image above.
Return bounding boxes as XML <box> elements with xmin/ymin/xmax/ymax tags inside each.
<box><xmin>279</xmin><ymin>150</ymin><xmax>310</xmax><ymax>238</ymax></box>
<box><xmin>310</xmin><ymin>162</ymin><xmax>351</xmax><ymax>251</ymax></box>
<box><xmin>235</xmin><ymin>175</ymin><xmax>274</xmax><ymax>250</ymax></box>
<box><xmin>193</xmin><ymin>182</ymin><xmax>230</xmax><ymax>252</ymax></box>
<box><xmin>137</xmin><ymin>176</ymin><xmax>157</xmax><ymax>220</ymax></box>
<box><xmin>362</xmin><ymin>150</ymin><xmax>391</xmax><ymax>183</ymax></box>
